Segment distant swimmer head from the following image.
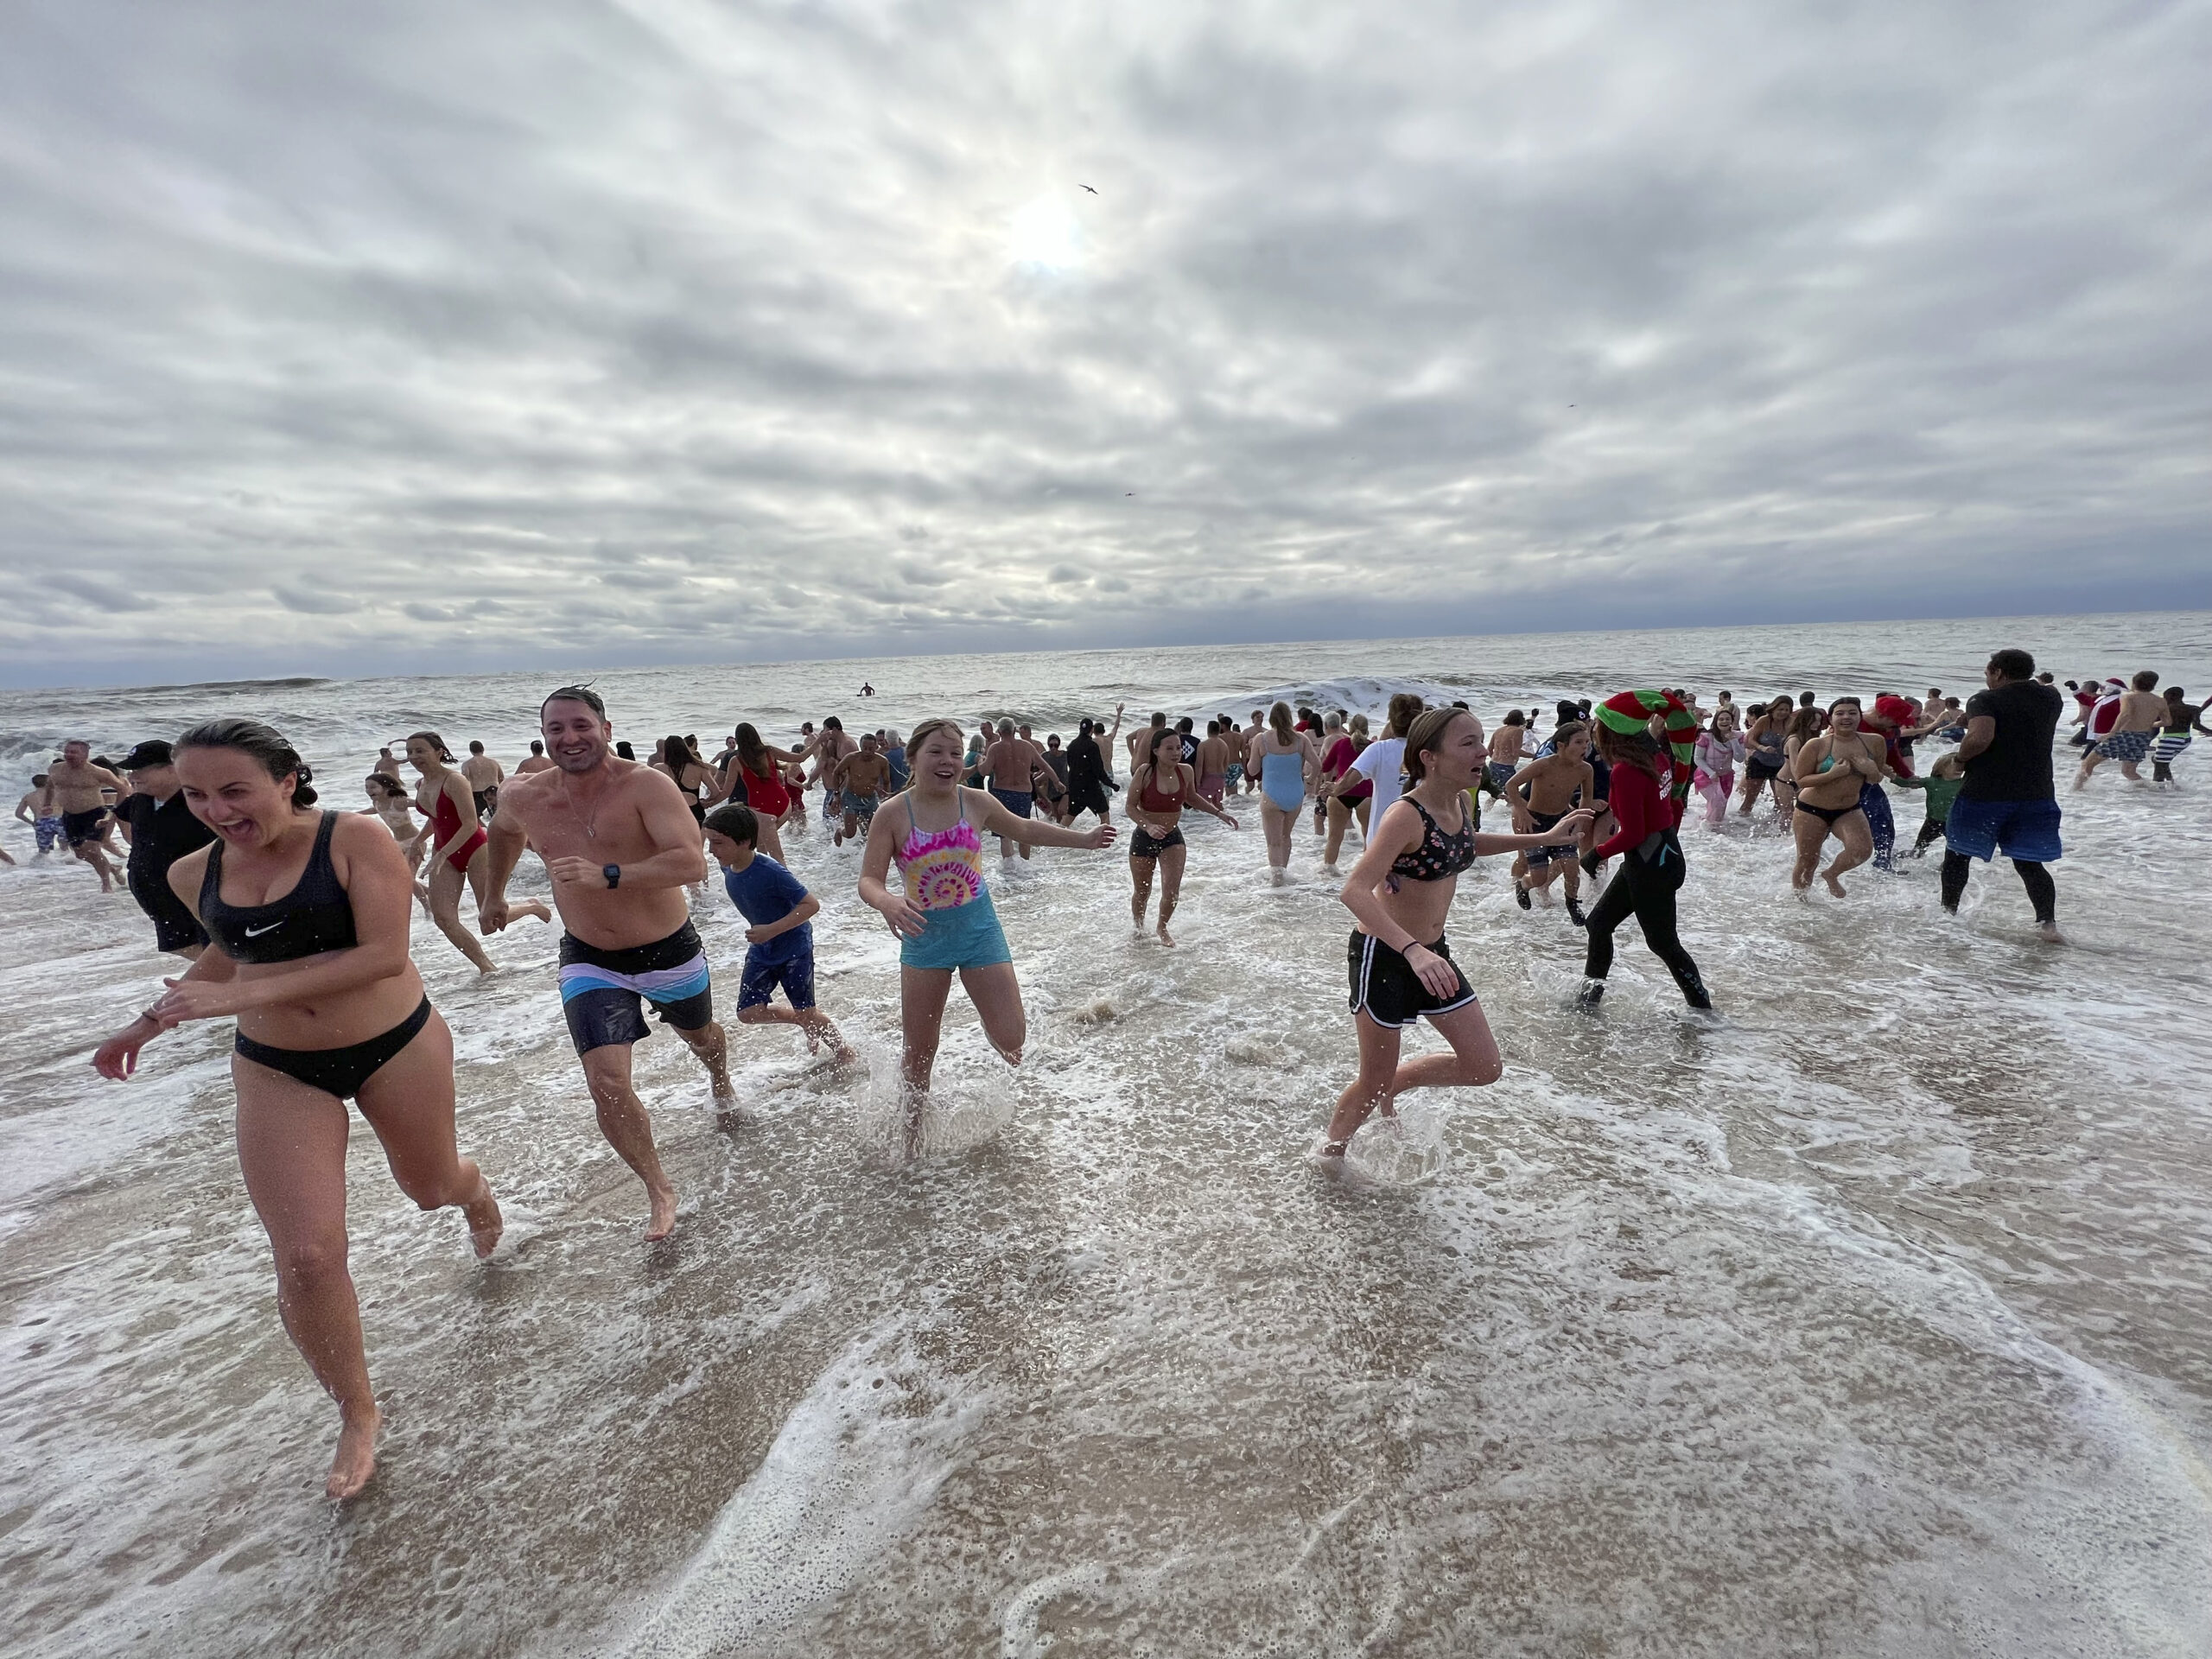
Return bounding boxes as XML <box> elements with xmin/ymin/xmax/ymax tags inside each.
<box><xmin>1985</xmin><ymin>649</ymin><xmax>2034</xmax><ymax>683</ymax></box>
<box><xmin>175</xmin><ymin>716</ymin><xmax>320</xmax><ymax>840</ymax></box>
<box><xmin>1404</xmin><ymin>706</ymin><xmax>1481</xmax><ymax>787</ymax></box>
<box><xmin>997</xmin><ymin>720</ymin><xmax>1014</xmax><ymax>739</ymax></box>
<box><xmin>1077</xmin><ymin>718</ymin><xmax>1095</xmax><ymax>737</ymax></box>
<box><xmin>1503</xmin><ymin>709</ymin><xmax>1525</xmax><ymax>727</ymax></box>
<box><xmin>2132</xmin><ymin>670</ymin><xmax>2159</xmax><ymax>692</ymax></box>
<box><xmin>404</xmin><ymin>731</ymin><xmax>455</xmax><ymax>770</ymax></box>
<box><xmin>529</xmin><ymin>740</ymin><xmax>543</xmax><ymax>754</ymax></box>
<box><xmin>1385</xmin><ymin>692</ymin><xmax>1424</xmax><ymax>740</ymax></box>
<box><xmin>1553</xmin><ymin>720</ymin><xmax>1591</xmax><ymax>758</ymax></box>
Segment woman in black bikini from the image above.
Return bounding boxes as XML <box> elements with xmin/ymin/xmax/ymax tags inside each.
<box><xmin>1123</xmin><ymin>726</ymin><xmax>1237</xmax><ymax>945</ymax></box>
<box><xmin>91</xmin><ymin>718</ymin><xmax>503</xmax><ymax>1502</ymax></box>
<box><xmin>1736</xmin><ymin>696</ymin><xmax>1796</xmax><ymax>820</ymax></box>
<box><xmin>1325</xmin><ymin>707</ymin><xmax>1591</xmax><ymax>1159</ymax></box>
<box><xmin>1787</xmin><ymin>697</ymin><xmax>1888</xmax><ymax>898</ymax></box>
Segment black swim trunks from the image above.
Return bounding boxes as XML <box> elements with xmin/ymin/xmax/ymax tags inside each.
<box><xmin>61</xmin><ymin>808</ymin><xmax>107</xmax><ymax>847</ymax></box>
<box><xmin>1347</xmin><ymin>929</ymin><xmax>1478</xmax><ymax>1029</ymax></box>
<box><xmin>558</xmin><ymin>922</ymin><xmax>715</xmax><ymax>1054</ymax></box>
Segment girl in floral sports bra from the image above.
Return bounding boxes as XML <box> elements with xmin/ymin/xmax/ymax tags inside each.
<box><xmin>859</xmin><ymin>718</ymin><xmax>1118</xmax><ymax>1144</ymax></box>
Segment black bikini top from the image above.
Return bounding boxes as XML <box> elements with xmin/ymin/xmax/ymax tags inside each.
<box><xmin>1389</xmin><ymin>796</ymin><xmax>1476</xmax><ymax>884</ymax></box>
<box><xmin>200</xmin><ymin>810</ymin><xmax>359</xmax><ymax>964</ymax></box>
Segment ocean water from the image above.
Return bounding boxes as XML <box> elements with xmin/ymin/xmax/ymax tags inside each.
<box><xmin>3</xmin><ymin>612</ymin><xmax>2209</xmax><ymax>1656</ymax></box>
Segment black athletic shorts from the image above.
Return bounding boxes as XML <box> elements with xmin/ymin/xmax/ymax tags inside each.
<box><xmin>62</xmin><ymin>808</ymin><xmax>107</xmax><ymax>847</ymax></box>
<box><xmin>1347</xmin><ymin>929</ymin><xmax>1478</xmax><ymax>1029</ymax></box>
<box><xmin>1129</xmin><ymin>823</ymin><xmax>1185</xmax><ymax>859</ymax></box>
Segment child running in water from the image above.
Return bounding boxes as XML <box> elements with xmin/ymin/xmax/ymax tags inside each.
<box><xmin>705</xmin><ymin>803</ymin><xmax>855</xmax><ymax>1064</ymax></box>
<box><xmin>1893</xmin><ymin>753</ymin><xmax>1966</xmax><ymax>856</ymax></box>
<box><xmin>857</xmin><ymin>719</ymin><xmax>1116</xmax><ymax>1148</ymax></box>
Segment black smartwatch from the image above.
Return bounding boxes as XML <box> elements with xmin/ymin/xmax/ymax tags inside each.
<box><xmin>602</xmin><ymin>862</ymin><xmax>621</xmax><ymax>889</ymax></box>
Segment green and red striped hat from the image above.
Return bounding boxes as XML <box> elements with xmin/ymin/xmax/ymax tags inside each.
<box><xmin>1593</xmin><ymin>689</ymin><xmax>1698</xmax><ymax>804</ymax></box>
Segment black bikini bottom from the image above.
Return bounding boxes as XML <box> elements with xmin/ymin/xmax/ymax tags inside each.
<box><xmin>1796</xmin><ymin>801</ymin><xmax>1858</xmax><ymax>828</ymax></box>
<box><xmin>234</xmin><ymin>997</ymin><xmax>433</xmax><ymax>1099</ymax></box>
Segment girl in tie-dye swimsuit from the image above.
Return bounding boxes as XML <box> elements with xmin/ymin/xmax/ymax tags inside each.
<box><xmin>859</xmin><ymin>719</ymin><xmax>1119</xmax><ymax>1119</ymax></box>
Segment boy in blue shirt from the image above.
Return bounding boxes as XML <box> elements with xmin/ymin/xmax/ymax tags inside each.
<box><xmin>703</xmin><ymin>803</ymin><xmax>854</xmax><ymax>1063</ymax></box>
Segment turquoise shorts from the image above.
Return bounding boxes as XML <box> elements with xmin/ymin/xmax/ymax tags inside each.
<box><xmin>900</xmin><ymin>889</ymin><xmax>1013</xmax><ymax>972</ymax></box>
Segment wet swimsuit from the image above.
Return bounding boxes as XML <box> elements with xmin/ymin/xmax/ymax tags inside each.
<box><xmin>988</xmin><ymin>787</ymin><xmax>1033</xmax><ymax>819</ymax></box>
<box><xmin>1130</xmin><ymin>769</ymin><xmax>1187</xmax><ymax>859</ymax></box>
<box><xmin>1745</xmin><ymin>725</ymin><xmax>1786</xmax><ymax>779</ymax></box>
<box><xmin>2096</xmin><ymin>728</ymin><xmax>2152</xmax><ymax>764</ymax></box>
<box><xmin>894</xmin><ymin>795</ymin><xmax>1012</xmax><ymax>971</ymax></box>
<box><xmin>558</xmin><ymin>921</ymin><xmax>715</xmax><ymax>1053</ymax></box>
<box><xmin>1522</xmin><ymin>804</ymin><xmax>1578</xmax><ymax>869</ymax></box>
<box><xmin>203</xmin><ymin>811</ymin><xmax>435</xmax><ymax>1097</ymax></box>
<box><xmin>61</xmin><ymin>808</ymin><xmax>107</xmax><ymax>847</ymax></box>
<box><xmin>34</xmin><ymin>814</ymin><xmax>63</xmax><ymax>852</ymax></box>
<box><xmin>1349</xmin><ymin>797</ymin><xmax>1479</xmax><ymax>1027</ymax></box>
<box><xmin>430</xmin><ymin>785</ymin><xmax>487</xmax><ymax>871</ymax></box>
<box><xmin>1386</xmin><ymin>795</ymin><xmax>1477</xmax><ymax>887</ymax></box>
<box><xmin>741</xmin><ymin>761</ymin><xmax>791</xmax><ymax>817</ymax></box>
<box><xmin>1259</xmin><ymin>749</ymin><xmax>1304</xmax><ymax>811</ymax></box>
<box><xmin>725</xmin><ymin>854</ymin><xmax>817</xmax><ymax>1012</ymax></box>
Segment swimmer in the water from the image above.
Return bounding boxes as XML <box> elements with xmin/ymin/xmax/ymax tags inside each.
<box><xmin>1786</xmin><ymin>699</ymin><xmax>1888</xmax><ymax>898</ymax></box>
<box><xmin>482</xmin><ymin>686</ymin><xmax>735</xmax><ymax>1239</ymax></box>
<box><xmin>1325</xmin><ymin>706</ymin><xmax>1592</xmax><ymax>1158</ymax></box>
<box><xmin>91</xmin><ymin>717</ymin><xmax>503</xmax><ymax>1501</ymax></box>
<box><xmin>1245</xmin><ymin>702</ymin><xmax>1322</xmax><ymax>885</ymax></box>
<box><xmin>1124</xmin><ymin>724</ymin><xmax>1239</xmax><ymax>945</ymax></box>
<box><xmin>407</xmin><ymin>732</ymin><xmax>550</xmax><ymax>969</ymax></box>
<box><xmin>857</xmin><ymin>719</ymin><xmax>1116</xmax><ymax>1154</ymax></box>
<box><xmin>705</xmin><ymin>803</ymin><xmax>855</xmax><ymax>1065</ymax></box>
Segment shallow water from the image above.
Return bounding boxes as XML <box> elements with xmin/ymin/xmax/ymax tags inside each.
<box><xmin>4</xmin><ymin>613</ymin><xmax>2210</xmax><ymax>1656</ymax></box>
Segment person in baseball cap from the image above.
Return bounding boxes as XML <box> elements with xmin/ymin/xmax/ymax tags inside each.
<box><xmin>114</xmin><ymin>739</ymin><xmax>216</xmax><ymax>956</ymax></box>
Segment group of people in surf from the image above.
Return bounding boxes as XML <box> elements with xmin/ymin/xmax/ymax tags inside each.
<box><xmin>57</xmin><ymin>645</ymin><xmax>2162</xmax><ymax>1501</ymax></box>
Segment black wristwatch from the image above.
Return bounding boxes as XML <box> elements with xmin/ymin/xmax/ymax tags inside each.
<box><xmin>603</xmin><ymin>862</ymin><xmax>621</xmax><ymax>889</ymax></box>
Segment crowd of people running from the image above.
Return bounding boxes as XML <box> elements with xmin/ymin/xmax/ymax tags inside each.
<box><xmin>8</xmin><ymin>646</ymin><xmax>2188</xmax><ymax>1499</ymax></box>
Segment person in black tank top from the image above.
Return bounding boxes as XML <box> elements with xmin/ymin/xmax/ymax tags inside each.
<box><xmin>1323</xmin><ymin>708</ymin><xmax>1592</xmax><ymax>1161</ymax></box>
<box><xmin>91</xmin><ymin>718</ymin><xmax>504</xmax><ymax>1502</ymax></box>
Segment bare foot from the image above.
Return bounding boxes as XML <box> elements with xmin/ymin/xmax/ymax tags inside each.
<box><xmin>463</xmin><ymin>1175</ymin><xmax>503</xmax><ymax>1259</ymax></box>
<box><xmin>2037</xmin><ymin>920</ymin><xmax>2068</xmax><ymax>944</ymax></box>
<box><xmin>709</xmin><ymin>1070</ymin><xmax>737</xmax><ymax>1109</ymax></box>
<box><xmin>327</xmin><ymin>1403</ymin><xmax>381</xmax><ymax>1501</ymax></box>
<box><xmin>830</xmin><ymin>1040</ymin><xmax>858</xmax><ymax>1066</ymax></box>
<box><xmin>1822</xmin><ymin>868</ymin><xmax>1848</xmax><ymax>899</ymax></box>
<box><xmin>1156</xmin><ymin>923</ymin><xmax>1176</xmax><ymax>947</ymax></box>
<box><xmin>645</xmin><ymin>1183</ymin><xmax>678</xmax><ymax>1241</ymax></box>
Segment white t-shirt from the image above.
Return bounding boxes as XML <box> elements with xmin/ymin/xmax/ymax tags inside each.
<box><xmin>1349</xmin><ymin>737</ymin><xmax>1408</xmax><ymax>824</ymax></box>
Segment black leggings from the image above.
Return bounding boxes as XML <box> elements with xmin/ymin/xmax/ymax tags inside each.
<box><xmin>1583</xmin><ymin>849</ymin><xmax>1708</xmax><ymax>1005</ymax></box>
<box><xmin>1940</xmin><ymin>851</ymin><xmax>2056</xmax><ymax>925</ymax></box>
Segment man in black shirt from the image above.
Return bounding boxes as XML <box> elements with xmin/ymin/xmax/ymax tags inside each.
<box><xmin>115</xmin><ymin>741</ymin><xmax>217</xmax><ymax>957</ymax></box>
<box><xmin>1941</xmin><ymin>648</ymin><xmax>2064</xmax><ymax>942</ymax></box>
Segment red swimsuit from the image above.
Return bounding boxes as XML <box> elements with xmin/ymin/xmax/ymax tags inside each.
<box><xmin>432</xmin><ymin>785</ymin><xmax>487</xmax><ymax>871</ymax></box>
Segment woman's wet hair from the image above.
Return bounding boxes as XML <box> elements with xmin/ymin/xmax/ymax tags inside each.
<box><xmin>1147</xmin><ymin>725</ymin><xmax>1182</xmax><ymax>765</ymax></box>
<box><xmin>176</xmin><ymin>717</ymin><xmax>320</xmax><ymax>807</ymax></box>
<box><xmin>1268</xmin><ymin>701</ymin><xmax>1295</xmax><ymax>741</ymax></box>
<box><xmin>1788</xmin><ymin>707</ymin><xmax>1823</xmax><ymax>741</ymax></box>
<box><xmin>1384</xmin><ymin>692</ymin><xmax>1424</xmax><ymax>739</ymax></box>
<box><xmin>1077</xmin><ymin>717</ymin><xmax>1095</xmax><ymax>736</ymax></box>
<box><xmin>1552</xmin><ymin>720</ymin><xmax>1588</xmax><ymax>747</ymax></box>
<box><xmin>703</xmin><ymin>801</ymin><xmax>760</xmax><ymax>845</ymax></box>
<box><xmin>364</xmin><ymin>772</ymin><xmax>406</xmax><ymax>798</ymax></box>
<box><xmin>1827</xmin><ymin>696</ymin><xmax>1862</xmax><ymax>717</ymax></box>
<box><xmin>407</xmin><ymin>730</ymin><xmax>456</xmax><ymax>763</ymax></box>
<box><xmin>1402</xmin><ymin>706</ymin><xmax>1471</xmax><ymax>783</ymax></box>
<box><xmin>733</xmin><ymin>722</ymin><xmax>767</xmax><ymax>771</ymax></box>
<box><xmin>662</xmin><ymin>734</ymin><xmax>694</xmax><ymax>770</ymax></box>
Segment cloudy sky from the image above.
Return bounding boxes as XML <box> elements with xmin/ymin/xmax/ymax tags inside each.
<box><xmin>3</xmin><ymin>0</ymin><xmax>2206</xmax><ymax>687</ymax></box>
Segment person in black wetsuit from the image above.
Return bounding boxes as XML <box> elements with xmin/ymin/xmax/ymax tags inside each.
<box><xmin>1941</xmin><ymin>647</ymin><xmax>2066</xmax><ymax>942</ymax></box>
<box><xmin>112</xmin><ymin>740</ymin><xmax>216</xmax><ymax>957</ymax></box>
<box><xmin>92</xmin><ymin>717</ymin><xmax>504</xmax><ymax>1502</ymax></box>
<box><xmin>1065</xmin><ymin>717</ymin><xmax>1116</xmax><ymax>824</ymax></box>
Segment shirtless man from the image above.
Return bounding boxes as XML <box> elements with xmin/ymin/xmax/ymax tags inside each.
<box><xmin>982</xmin><ymin>719</ymin><xmax>1050</xmax><ymax>861</ymax></box>
<box><xmin>1196</xmin><ymin>721</ymin><xmax>1233</xmax><ymax>810</ymax></box>
<box><xmin>461</xmin><ymin>741</ymin><xmax>505</xmax><ymax>818</ymax></box>
<box><xmin>2075</xmin><ymin>671</ymin><xmax>2166</xmax><ymax>789</ymax></box>
<box><xmin>804</xmin><ymin>716</ymin><xmax>857</xmax><ymax>825</ymax></box>
<box><xmin>16</xmin><ymin>773</ymin><xmax>62</xmax><ymax>856</ymax></box>
<box><xmin>1505</xmin><ymin>722</ymin><xmax>1596</xmax><ymax>923</ymax></box>
<box><xmin>1484</xmin><ymin>712</ymin><xmax>1535</xmax><ymax>798</ymax></box>
<box><xmin>832</xmin><ymin>734</ymin><xmax>892</xmax><ymax>847</ymax></box>
<box><xmin>481</xmin><ymin>686</ymin><xmax>733</xmax><ymax>1240</ymax></box>
<box><xmin>48</xmin><ymin>741</ymin><xmax>130</xmax><ymax>890</ymax></box>
<box><xmin>373</xmin><ymin>746</ymin><xmax>405</xmax><ymax>785</ymax></box>
<box><xmin>515</xmin><ymin>740</ymin><xmax>556</xmax><ymax>776</ymax></box>
<box><xmin>1130</xmin><ymin>712</ymin><xmax>1168</xmax><ymax>779</ymax></box>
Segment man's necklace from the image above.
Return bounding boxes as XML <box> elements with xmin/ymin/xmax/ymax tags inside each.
<box><xmin>560</xmin><ymin>775</ymin><xmax>605</xmax><ymax>841</ymax></box>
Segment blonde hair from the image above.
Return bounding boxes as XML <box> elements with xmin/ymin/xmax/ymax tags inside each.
<box><xmin>906</xmin><ymin>718</ymin><xmax>964</xmax><ymax>760</ymax></box>
<box><xmin>1383</xmin><ymin>692</ymin><xmax>1424</xmax><ymax>740</ymax></box>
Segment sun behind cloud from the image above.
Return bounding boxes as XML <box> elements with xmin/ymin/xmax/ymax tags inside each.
<box><xmin>1007</xmin><ymin>192</ymin><xmax>1081</xmax><ymax>270</ymax></box>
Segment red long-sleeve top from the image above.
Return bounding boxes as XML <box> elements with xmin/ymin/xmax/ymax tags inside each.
<box><xmin>1594</xmin><ymin>760</ymin><xmax>1683</xmax><ymax>861</ymax></box>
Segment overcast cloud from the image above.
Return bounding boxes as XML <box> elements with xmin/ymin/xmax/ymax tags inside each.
<box><xmin>2</xmin><ymin>0</ymin><xmax>2206</xmax><ymax>686</ymax></box>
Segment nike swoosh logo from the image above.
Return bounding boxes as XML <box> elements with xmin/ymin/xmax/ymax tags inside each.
<box><xmin>244</xmin><ymin>921</ymin><xmax>283</xmax><ymax>938</ymax></box>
